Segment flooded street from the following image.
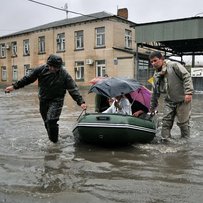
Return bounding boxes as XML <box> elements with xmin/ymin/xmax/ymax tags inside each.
<box><xmin>0</xmin><ymin>86</ymin><xmax>203</xmax><ymax>203</ymax></box>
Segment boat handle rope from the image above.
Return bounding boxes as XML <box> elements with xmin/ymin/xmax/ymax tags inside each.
<box><xmin>77</xmin><ymin>109</ymin><xmax>86</xmax><ymax>121</ymax></box>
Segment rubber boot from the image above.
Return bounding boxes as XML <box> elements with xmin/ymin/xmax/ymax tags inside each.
<box><xmin>161</xmin><ymin>127</ymin><xmax>171</xmax><ymax>138</ymax></box>
<box><xmin>161</xmin><ymin>127</ymin><xmax>171</xmax><ymax>143</ymax></box>
<box><xmin>46</xmin><ymin>120</ymin><xmax>59</xmax><ymax>143</ymax></box>
<box><xmin>48</xmin><ymin>125</ymin><xmax>59</xmax><ymax>143</ymax></box>
<box><xmin>180</xmin><ymin>125</ymin><xmax>190</xmax><ymax>139</ymax></box>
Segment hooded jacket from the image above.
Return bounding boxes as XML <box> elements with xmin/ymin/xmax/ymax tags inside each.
<box><xmin>150</xmin><ymin>59</ymin><xmax>194</xmax><ymax>110</ymax></box>
<box><xmin>12</xmin><ymin>64</ymin><xmax>85</xmax><ymax>105</ymax></box>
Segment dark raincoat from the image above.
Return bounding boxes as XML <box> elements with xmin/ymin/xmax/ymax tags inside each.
<box><xmin>12</xmin><ymin>63</ymin><xmax>85</xmax><ymax>143</ymax></box>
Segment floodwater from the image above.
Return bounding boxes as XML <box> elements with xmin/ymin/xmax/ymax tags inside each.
<box><xmin>0</xmin><ymin>86</ymin><xmax>202</xmax><ymax>203</ymax></box>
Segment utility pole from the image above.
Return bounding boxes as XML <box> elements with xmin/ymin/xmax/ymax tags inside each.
<box><xmin>64</xmin><ymin>3</ymin><xmax>68</xmax><ymax>19</ymax></box>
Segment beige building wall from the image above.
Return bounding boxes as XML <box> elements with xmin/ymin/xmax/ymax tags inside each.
<box><xmin>0</xmin><ymin>15</ymin><xmax>137</xmax><ymax>87</ymax></box>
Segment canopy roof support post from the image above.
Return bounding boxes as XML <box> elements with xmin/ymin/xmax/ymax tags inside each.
<box><xmin>135</xmin><ymin>42</ymin><xmax>139</xmax><ymax>81</ymax></box>
<box><xmin>192</xmin><ymin>54</ymin><xmax>195</xmax><ymax>67</ymax></box>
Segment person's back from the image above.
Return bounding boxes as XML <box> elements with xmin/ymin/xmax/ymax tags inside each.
<box><xmin>95</xmin><ymin>94</ymin><xmax>110</xmax><ymax>112</ymax></box>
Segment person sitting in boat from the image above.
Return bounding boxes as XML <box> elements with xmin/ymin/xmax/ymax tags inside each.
<box><xmin>125</xmin><ymin>93</ymin><xmax>149</xmax><ymax>118</ymax></box>
<box><xmin>95</xmin><ymin>94</ymin><xmax>110</xmax><ymax>112</ymax></box>
<box><xmin>94</xmin><ymin>74</ymin><xmax>110</xmax><ymax>113</ymax></box>
<box><xmin>102</xmin><ymin>95</ymin><xmax>132</xmax><ymax>115</ymax></box>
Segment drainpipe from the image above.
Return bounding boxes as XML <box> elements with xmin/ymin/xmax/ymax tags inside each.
<box><xmin>135</xmin><ymin>43</ymin><xmax>139</xmax><ymax>81</ymax></box>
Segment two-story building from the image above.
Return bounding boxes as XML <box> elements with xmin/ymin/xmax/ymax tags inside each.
<box><xmin>0</xmin><ymin>9</ymin><xmax>147</xmax><ymax>87</ymax></box>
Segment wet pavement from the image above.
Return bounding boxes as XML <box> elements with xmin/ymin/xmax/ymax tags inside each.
<box><xmin>0</xmin><ymin>86</ymin><xmax>203</xmax><ymax>203</ymax></box>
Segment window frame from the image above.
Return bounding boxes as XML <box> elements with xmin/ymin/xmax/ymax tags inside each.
<box><xmin>12</xmin><ymin>65</ymin><xmax>18</xmax><ymax>81</ymax></box>
<box><xmin>38</xmin><ymin>36</ymin><xmax>45</xmax><ymax>54</ymax></box>
<box><xmin>0</xmin><ymin>43</ymin><xmax>6</xmax><ymax>58</ymax></box>
<box><xmin>24</xmin><ymin>64</ymin><xmax>32</xmax><ymax>76</ymax></box>
<box><xmin>125</xmin><ymin>29</ymin><xmax>132</xmax><ymax>49</ymax></box>
<box><xmin>23</xmin><ymin>39</ymin><xmax>30</xmax><ymax>56</ymax></box>
<box><xmin>56</xmin><ymin>33</ymin><xmax>65</xmax><ymax>52</ymax></box>
<box><xmin>75</xmin><ymin>30</ymin><xmax>84</xmax><ymax>50</ymax></box>
<box><xmin>11</xmin><ymin>41</ymin><xmax>17</xmax><ymax>56</ymax></box>
<box><xmin>1</xmin><ymin>66</ymin><xmax>7</xmax><ymax>81</ymax></box>
<box><xmin>75</xmin><ymin>61</ymin><xmax>84</xmax><ymax>80</ymax></box>
<box><xmin>95</xmin><ymin>60</ymin><xmax>106</xmax><ymax>77</ymax></box>
<box><xmin>95</xmin><ymin>27</ymin><xmax>105</xmax><ymax>47</ymax></box>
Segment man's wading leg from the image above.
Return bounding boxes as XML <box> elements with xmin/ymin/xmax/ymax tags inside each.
<box><xmin>161</xmin><ymin>102</ymin><xmax>176</xmax><ymax>139</ymax></box>
<box><xmin>40</xmin><ymin>98</ymin><xmax>64</xmax><ymax>143</ymax></box>
<box><xmin>176</xmin><ymin>102</ymin><xmax>191</xmax><ymax>138</ymax></box>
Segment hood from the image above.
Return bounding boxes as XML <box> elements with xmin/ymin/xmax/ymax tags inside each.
<box><xmin>47</xmin><ymin>54</ymin><xmax>63</xmax><ymax>68</ymax></box>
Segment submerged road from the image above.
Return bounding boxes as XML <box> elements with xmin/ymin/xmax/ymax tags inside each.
<box><xmin>0</xmin><ymin>87</ymin><xmax>203</xmax><ymax>203</ymax></box>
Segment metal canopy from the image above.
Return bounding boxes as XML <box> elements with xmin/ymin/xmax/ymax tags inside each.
<box><xmin>135</xmin><ymin>16</ymin><xmax>203</xmax><ymax>56</ymax></box>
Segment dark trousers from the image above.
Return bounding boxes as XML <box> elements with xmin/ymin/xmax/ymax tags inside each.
<box><xmin>40</xmin><ymin>98</ymin><xmax>64</xmax><ymax>143</ymax></box>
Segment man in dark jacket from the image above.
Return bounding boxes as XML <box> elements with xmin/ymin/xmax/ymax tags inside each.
<box><xmin>5</xmin><ymin>54</ymin><xmax>87</xmax><ymax>143</ymax></box>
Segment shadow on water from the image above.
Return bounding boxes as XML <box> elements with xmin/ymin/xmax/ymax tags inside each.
<box><xmin>0</xmin><ymin>87</ymin><xmax>203</xmax><ymax>202</ymax></box>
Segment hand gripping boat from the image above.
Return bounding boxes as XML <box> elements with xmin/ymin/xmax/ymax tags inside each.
<box><xmin>72</xmin><ymin>113</ymin><xmax>156</xmax><ymax>146</ymax></box>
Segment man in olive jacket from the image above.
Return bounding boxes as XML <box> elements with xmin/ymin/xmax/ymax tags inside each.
<box><xmin>149</xmin><ymin>51</ymin><xmax>193</xmax><ymax>141</ymax></box>
<box><xmin>5</xmin><ymin>54</ymin><xmax>87</xmax><ymax>143</ymax></box>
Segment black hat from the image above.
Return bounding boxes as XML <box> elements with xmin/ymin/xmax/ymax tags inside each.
<box><xmin>47</xmin><ymin>54</ymin><xmax>63</xmax><ymax>68</ymax></box>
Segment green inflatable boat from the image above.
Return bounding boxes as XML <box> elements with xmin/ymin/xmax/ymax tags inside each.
<box><xmin>72</xmin><ymin>113</ymin><xmax>156</xmax><ymax>146</ymax></box>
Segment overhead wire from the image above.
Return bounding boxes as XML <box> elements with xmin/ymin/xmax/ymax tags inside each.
<box><xmin>27</xmin><ymin>0</ymin><xmax>100</xmax><ymax>19</ymax></box>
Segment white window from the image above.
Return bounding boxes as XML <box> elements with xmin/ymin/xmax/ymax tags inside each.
<box><xmin>56</xmin><ymin>33</ymin><xmax>65</xmax><ymax>51</ymax></box>
<box><xmin>1</xmin><ymin>66</ymin><xmax>7</xmax><ymax>81</ymax></box>
<box><xmin>75</xmin><ymin>61</ymin><xmax>84</xmax><ymax>80</ymax></box>
<box><xmin>11</xmin><ymin>41</ymin><xmax>17</xmax><ymax>56</ymax></box>
<box><xmin>75</xmin><ymin>30</ymin><xmax>84</xmax><ymax>50</ymax></box>
<box><xmin>38</xmin><ymin>36</ymin><xmax>45</xmax><ymax>53</ymax></box>
<box><xmin>96</xmin><ymin>27</ymin><xmax>105</xmax><ymax>47</ymax></box>
<box><xmin>24</xmin><ymin>64</ymin><xmax>31</xmax><ymax>76</ymax></box>
<box><xmin>125</xmin><ymin>29</ymin><xmax>132</xmax><ymax>49</ymax></box>
<box><xmin>23</xmin><ymin>39</ymin><xmax>30</xmax><ymax>55</ymax></box>
<box><xmin>12</xmin><ymin>66</ymin><xmax>18</xmax><ymax>81</ymax></box>
<box><xmin>96</xmin><ymin>60</ymin><xmax>106</xmax><ymax>77</ymax></box>
<box><xmin>0</xmin><ymin>43</ymin><xmax>6</xmax><ymax>57</ymax></box>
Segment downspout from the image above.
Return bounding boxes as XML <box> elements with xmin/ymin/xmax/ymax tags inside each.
<box><xmin>135</xmin><ymin>42</ymin><xmax>139</xmax><ymax>81</ymax></box>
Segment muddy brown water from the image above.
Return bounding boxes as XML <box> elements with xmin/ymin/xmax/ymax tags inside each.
<box><xmin>0</xmin><ymin>86</ymin><xmax>203</xmax><ymax>203</ymax></box>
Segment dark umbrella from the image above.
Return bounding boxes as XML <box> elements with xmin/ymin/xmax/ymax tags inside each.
<box><xmin>88</xmin><ymin>77</ymin><xmax>141</xmax><ymax>98</ymax></box>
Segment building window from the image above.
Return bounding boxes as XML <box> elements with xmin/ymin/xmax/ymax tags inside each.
<box><xmin>95</xmin><ymin>27</ymin><xmax>105</xmax><ymax>47</ymax></box>
<box><xmin>38</xmin><ymin>36</ymin><xmax>45</xmax><ymax>54</ymax></box>
<box><xmin>1</xmin><ymin>66</ymin><xmax>7</xmax><ymax>81</ymax></box>
<box><xmin>75</xmin><ymin>30</ymin><xmax>84</xmax><ymax>50</ymax></box>
<box><xmin>125</xmin><ymin>29</ymin><xmax>132</xmax><ymax>49</ymax></box>
<box><xmin>23</xmin><ymin>39</ymin><xmax>30</xmax><ymax>56</ymax></box>
<box><xmin>11</xmin><ymin>41</ymin><xmax>17</xmax><ymax>56</ymax></box>
<box><xmin>0</xmin><ymin>43</ymin><xmax>6</xmax><ymax>58</ymax></box>
<box><xmin>24</xmin><ymin>64</ymin><xmax>32</xmax><ymax>76</ymax></box>
<box><xmin>56</xmin><ymin>33</ymin><xmax>65</xmax><ymax>51</ymax></box>
<box><xmin>12</xmin><ymin>65</ymin><xmax>18</xmax><ymax>81</ymax></box>
<box><xmin>75</xmin><ymin>61</ymin><xmax>84</xmax><ymax>80</ymax></box>
<box><xmin>96</xmin><ymin>60</ymin><xmax>106</xmax><ymax>77</ymax></box>
<box><xmin>138</xmin><ymin>59</ymin><xmax>149</xmax><ymax>70</ymax></box>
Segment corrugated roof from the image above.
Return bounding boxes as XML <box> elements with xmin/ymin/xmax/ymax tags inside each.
<box><xmin>135</xmin><ymin>16</ymin><xmax>203</xmax><ymax>55</ymax></box>
<box><xmin>0</xmin><ymin>11</ymin><xmax>115</xmax><ymax>38</ymax></box>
